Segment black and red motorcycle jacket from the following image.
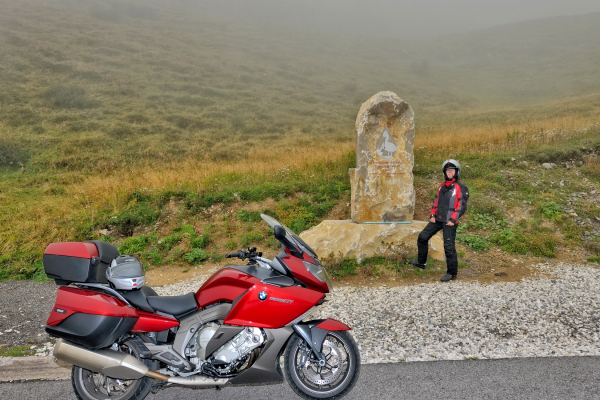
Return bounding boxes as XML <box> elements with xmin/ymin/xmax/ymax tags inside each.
<box><xmin>430</xmin><ymin>179</ymin><xmax>469</xmax><ymax>224</ymax></box>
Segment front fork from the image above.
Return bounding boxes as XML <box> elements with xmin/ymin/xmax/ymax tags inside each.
<box><xmin>292</xmin><ymin>318</ymin><xmax>351</xmax><ymax>363</ymax></box>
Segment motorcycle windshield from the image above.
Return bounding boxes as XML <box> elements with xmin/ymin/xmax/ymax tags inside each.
<box><xmin>260</xmin><ymin>214</ymin><xmax>318</xmax><ymax>259</ymax></box>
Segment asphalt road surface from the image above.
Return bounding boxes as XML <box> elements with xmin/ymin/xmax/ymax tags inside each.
<box><xmin>1</xmin><ymin>356</ymin><xmax>599</xmax><ymax>400</ymax></box>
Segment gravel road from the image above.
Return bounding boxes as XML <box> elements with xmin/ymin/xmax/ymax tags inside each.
<box><xmin>0</xmin><ymin>280</ymin><xmax>57</xmax><ymax>352</ymax></box>
<box><xmin>1</xmin><ymin>262</ymin><xmax>600</xmax><ymax>363</ymax></box>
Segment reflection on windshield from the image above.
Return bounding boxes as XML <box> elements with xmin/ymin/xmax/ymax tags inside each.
<box><xmin>260</xmin><ymin>214</ymin><xmax>318</xmax><ymax>258</ymax></box>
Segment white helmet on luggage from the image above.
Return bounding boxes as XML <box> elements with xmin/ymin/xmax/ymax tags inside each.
<box><xmin>442</xmin><ymin>159</ymin><xmax>461</xmax><ymax>180</ymax></box>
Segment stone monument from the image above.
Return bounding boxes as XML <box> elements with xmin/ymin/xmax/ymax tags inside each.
<box><xmin>350</xmin><ymin>91</ymin><xmax>415</xmax><ymax>222</ymax></box>
<box><xmin>300</xmin><ymin>91</ymin><xmax>444</xmax><ymax>263</ymax></box>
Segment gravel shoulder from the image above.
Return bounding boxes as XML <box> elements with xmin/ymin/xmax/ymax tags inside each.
<box><xmin>1</xmin><ymin>262</ymin><xmax>599</xmax><ymax>363</ymax></box>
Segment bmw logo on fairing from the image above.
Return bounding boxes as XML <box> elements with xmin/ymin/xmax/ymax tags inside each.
<box><xmin>258</xmin><ymin>291</ymin><xmax>268</xmax><ymax>301</ymax></box>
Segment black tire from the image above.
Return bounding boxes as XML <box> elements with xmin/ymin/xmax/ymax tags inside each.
<box><xmin>71</xmin><ymin>339</ymin><xmax>153</xmax><ymax>400</ymax></box>
<box><xmin>283</xmin><ymin>331</ymin><xmax>360</xmax><ymax>400</ymax></box>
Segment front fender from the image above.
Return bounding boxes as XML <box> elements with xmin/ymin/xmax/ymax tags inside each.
<box><xmin>309</xmin><ymin>318</ymin><xmax>351</xmax><ymax>331</ymax></box>
<box><xmin>293</xmin><ymin>318</ymin><xmax>351</xmax><ymax>357</ymax></box>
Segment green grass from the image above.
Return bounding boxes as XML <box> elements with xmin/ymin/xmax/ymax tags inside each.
<box><xmin>1</xmin><ymin>1</ymin><xmax>599</xmax><ymax>175</ymax></box>
<box><xmin>236</xmin><ymin>210</ymin><xmax>263</xmax><ymax>222</ymax></box>
<box><xmin>418</xmin><ymin>131</ymin><xmax>600</xmax><ymax>258</ymax></box>
<box><xmin>325</xmin><ymin>256</ymin><xmax>445</xmax><ymax>279</ymax></box>
<box><xmin>0</xmin><ymin>345</ymin><xmax>36</xmax><ymax>357</ymax></box>
<box><xmin>1</xmin><ymin>1</ymin><xmax>600</xmax><ymax>279</ymax></box>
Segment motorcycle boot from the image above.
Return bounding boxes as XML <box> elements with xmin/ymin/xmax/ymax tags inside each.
<box><xmin>409</xmin><ymin>260</ymin><xmax>426</xmax><ymax>269</ymax></box>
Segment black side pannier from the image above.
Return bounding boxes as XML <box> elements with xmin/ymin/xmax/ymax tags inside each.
<box><xmin>46</xmin><ymin>313</ymin><xmax>137</xmax><ymax>349</ymax></box>
<box><xmin>43</xmin><ymin>241</ymin><xmax>119</xmax><ymax>285</ymax></box>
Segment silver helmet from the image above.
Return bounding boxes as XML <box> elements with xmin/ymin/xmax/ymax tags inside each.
<box><xmin>442</xmin><ymin>159</ymin><xmax>461</xmax><ymax>180</ymax></box>
<box><xmin>106</xmin><ymin>255</ymin><xmax>145</xmax><ymax>290</ymax></box>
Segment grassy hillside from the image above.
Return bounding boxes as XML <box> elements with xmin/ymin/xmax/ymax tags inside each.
<box><xmin>0</xmin><ymin>0</ymin><xmax>599</xmax><ymax>279</ymax></box>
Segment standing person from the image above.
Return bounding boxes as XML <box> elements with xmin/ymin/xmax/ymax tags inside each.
<box><xmin>410</xmin><ymin>159</ymin><xmax>469</xmax><ymax>282</ymax></box>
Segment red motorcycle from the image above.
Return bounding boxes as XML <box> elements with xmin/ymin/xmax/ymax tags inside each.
<box><xmin>43</xmin><ymin>214</ymin><xmax>360</xmax><ymax>400</ymax></box>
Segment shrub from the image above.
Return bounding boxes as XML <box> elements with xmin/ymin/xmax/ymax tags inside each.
<box><xmin>190</xmin><ymin>234</ymin><xmax>210</xmax><ymax>249</ymax></box>
<box><xmin>120</xmin><ymin>235</ymin><xmax>150</xmax><ymax>254</ymax></box>
<box><xmin>492</xmin><ymin>229</ymin><xmax>515</xmax><ymax>247</ymax></box>
<box><xmin>144</xmin><ymin>249</ymin><xmax>163</xmax><ymax>265</ymax></box>
<box><xmin>184</xmin><ymin>249</ymin><xmax>209</xmax><ymax>264</ymax></box>
<box><xmin>458</xmin><ymin>234</ymin><xmax>490</xmax><ymax>251</ymax></box>
<box><xmin>158</xmin><ymin>234</ymin><xmax>182</xmax><ymax>251</ymax></box>
<box><xmin>539</xmin><ymin>202</ymin><xmax>562</xmax><ymax>221</ymax></box>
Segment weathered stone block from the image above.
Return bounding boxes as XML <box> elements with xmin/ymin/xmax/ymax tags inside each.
<box><xmin>349</xmin><ymin>91</ymin><xmax>415</xmax><ymax>223</ymax></box>
<box><xmin>300</xmin><ymin>220</ymin><xmax>445</xmax><ymax>263</ymax></box>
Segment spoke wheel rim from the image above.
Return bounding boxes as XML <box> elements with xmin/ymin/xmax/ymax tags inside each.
<box><xmin>292</xmin><ymin>332</ymin><xmax>353</xmax><ymax>394</ymax></box>
<box><xmin>76</xmin><ymin>343</ymin><xmax>142</xmax><ymax>400</ymax></box>
<box><xmin>80</xmin><ymin>369</ymin><xmax>137</xmax><ymax>399</ymax></box>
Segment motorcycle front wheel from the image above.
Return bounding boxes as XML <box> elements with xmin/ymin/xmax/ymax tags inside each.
<box><xmin>71</xmin><ymin>339</ymin><xmax>153</xmax><ymax>400</ymax></box>
<box><xmin>283</xmin><ymin>331</ymin><xmax>360</xmax><ymax>400</ymax></box>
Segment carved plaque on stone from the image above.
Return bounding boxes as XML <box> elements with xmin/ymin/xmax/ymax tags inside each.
<box><xmin>349</xmin><ymin>91</ymin><xmax>415</xmax><ymax>222</ymax></box>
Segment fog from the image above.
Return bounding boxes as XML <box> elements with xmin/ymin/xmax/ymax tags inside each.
<box><xmin>192</xmin><ymin>0</ymin><xmax>600</xmax><ymax>38</ymax></box>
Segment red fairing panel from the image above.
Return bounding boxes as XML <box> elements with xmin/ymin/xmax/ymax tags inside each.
<box><xmin>225</xmin><ymin>285</ymin><xmax>324</xmax><ymax>328</ymax></box>
<box><xmin>315</xmin><ymin>318</ymin><xmax>351</xmax><ymax>331</ymax></box>
<box><xmin>281</xmin><ymin>253</ymin><xmax>329</xmax><ymax>293</ymax></box>
<box><xmin>132</xmin><ymin>311</ymin><xmax>179</xmax><ymax>332</ymax></box>
<box><xmin>44</xmin><ymin>242</ymin><xmax>99</xmax><ymax>258</ymax></box>
<box><xmin>47</xmin><ymin>287</ymin><xmax>137</xmax><ymax>326</ymax></box>
<box><xmin>196</xmin><ymin>268</ymin><xmax>260</xmax><ymax>308</ymax></box>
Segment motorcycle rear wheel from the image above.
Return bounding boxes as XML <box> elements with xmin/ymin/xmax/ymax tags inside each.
<box><xmin>71</xmin><ymin>339</ymin><xmax>153</xmax><ymax>400</ymax></box>
<box><xmin>283</xmin><ymin>331</ymin><xmax>360</xmax><ymax>400</ymax></box>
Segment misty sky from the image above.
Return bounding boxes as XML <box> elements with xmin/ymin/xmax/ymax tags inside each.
<box><xmin>199</xmin><ymin>0</ymin><xmax>600</xmax><ymax>38</ymax></box>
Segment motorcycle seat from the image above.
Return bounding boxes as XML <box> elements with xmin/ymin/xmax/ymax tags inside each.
<box><xmin>147</xmin><ymin>293</ymin><xmax>198</xmax><ymax>317</ymax></box>
<box><xmin>119</xmin><ymin>286</ymin><xmax>158</xmax><ymax>313</ymax></box>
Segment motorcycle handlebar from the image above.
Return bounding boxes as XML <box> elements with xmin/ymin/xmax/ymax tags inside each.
<box><xmin>225</xmin><ymin>249</ymin><xmax>263</xmax><ymax>260</ymax></box>
<box><xmin>226</xmin><ymin>250</ymin><xmax>249</xmax><ymax>259</ymax></box>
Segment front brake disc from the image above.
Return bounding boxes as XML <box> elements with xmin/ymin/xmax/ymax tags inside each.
<box><xmin>301</xmin><ymin>339</ymin><xmax>342</xmax><ymax>386</ymax></box>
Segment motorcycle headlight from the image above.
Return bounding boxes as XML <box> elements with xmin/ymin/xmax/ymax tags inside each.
<box><xmin>303</xmin><ymin>261</ymin><xmax>333</xmax><ymax>291</ymax></box>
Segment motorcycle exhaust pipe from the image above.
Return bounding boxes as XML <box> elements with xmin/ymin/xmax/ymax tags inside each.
<box><xmin>54</xmin><ymin>339</ymin><xmax>149</xmax><ymax>380</ymax></box>
<box><xmin>54</xmin><ymin>339</ymin><xmax>229</xmax><ymax>387</ymax></box>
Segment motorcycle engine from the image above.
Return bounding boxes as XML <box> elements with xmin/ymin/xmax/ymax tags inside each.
<box><xmin>186</xmin><ymin>323</ymin><xmax>266</xmax><ymax>376</ymax></box>
<box><xmin>186</xmin><ymin>322</ymin><xmax>220</xmax><ymax>366</ymax></box>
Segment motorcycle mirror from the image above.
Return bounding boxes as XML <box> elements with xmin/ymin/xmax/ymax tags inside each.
<box><xmin>273</xmin><ymin>225</ymin><xmax>286</xmax><ymax>240</ymax></box>
<box><xmin>273</xmin><ymin>225</ymin><xmax>303</xmax><ymax>258</ymax></box>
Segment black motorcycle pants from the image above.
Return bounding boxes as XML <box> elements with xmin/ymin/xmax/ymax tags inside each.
<box><xmin>417</xmin><ymin>221</ymin><xmax>458</xmax><ymax>275</ymax></box>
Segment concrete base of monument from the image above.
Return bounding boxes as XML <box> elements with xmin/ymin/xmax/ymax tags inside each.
<box><xmin>299</xmin><ymin>220</ymin><xmax>445</xmax><ymax>263</ymax></box>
